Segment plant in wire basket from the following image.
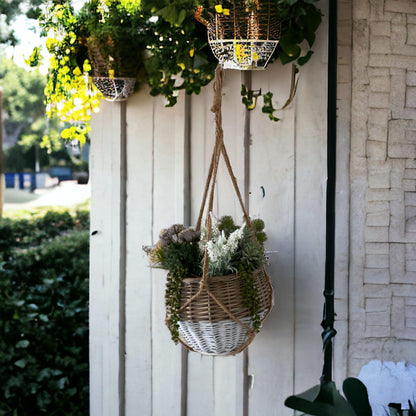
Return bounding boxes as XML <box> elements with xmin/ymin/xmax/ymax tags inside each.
<box><xmin>32</xmin><ymin>0</ymin><xmax>147</xmax><ymax>144</ymax></box>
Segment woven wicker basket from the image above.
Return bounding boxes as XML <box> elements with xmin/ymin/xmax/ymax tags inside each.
<box><xmin>206</xmin><ymin>0</ymin><xmax>281</xmax><ymax>70</ymax></box>
<box><xmin>167</xmin><ymin>268</ymin><xmax>273</xmax><ymax>355</ymax></box>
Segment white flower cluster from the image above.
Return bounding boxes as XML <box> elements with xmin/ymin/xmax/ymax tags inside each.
<box><xmin>205</xmin><ymin>224</ymin><xmax>245</xmax><ymax>275</ymax></box>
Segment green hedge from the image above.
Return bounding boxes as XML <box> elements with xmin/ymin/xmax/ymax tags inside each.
<box><xmin>0</xmin><ymin>210</ymin><xmax>89</xmax><ymax>415</ymax></box>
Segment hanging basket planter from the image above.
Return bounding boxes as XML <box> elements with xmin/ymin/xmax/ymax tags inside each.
<box><xmin>170</xmin><ymin>268</ymin><xmax>273</xmax><ymax>355</ymax></box>
<box><xmin>87</xmin><ymin>41</ymin><xmax>138</xmax><ymax>102</ymax></box>
<box><xmin>91</xmin><ymin>76</ymin><xmax>136</xmax><ymax>102</ymax></box>
<box><xmin>144</xmin><ymin>67</ymin><xmax>274</xmax><ymax>355</ymax></box>
<box><xmin>202</xmin><ymin>0</ymin><xmax>282</xmax><ymax>70</ymax></box>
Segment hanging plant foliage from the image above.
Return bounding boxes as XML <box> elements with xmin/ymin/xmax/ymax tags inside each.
<box><xmin>198</xmin><ymin>0</ymin><xmax>283</xmax><ymax>70</ymax></box>
<box><xmin>30</xmin><ymin>0</ymin><xmax>322</xmax><ymax>143</ymax></box>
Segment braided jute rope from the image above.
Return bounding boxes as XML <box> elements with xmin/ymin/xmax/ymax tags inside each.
<box><xmin>167</xmin><ymin>66</ymin><xmax>274</xmax><ymax>355</ymax></box>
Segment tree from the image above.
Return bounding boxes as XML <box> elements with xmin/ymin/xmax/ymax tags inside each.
<box><xmin>0</xmin><ymin>0</ymin><xmax>44</xmax><ymax>45</ymax></box>
<box><xmin>0</xmin><ymin>57</ymin><xmax>66</xmax><ymax>173</ymax></box>
<box><xmin>0</xmin><ymin>57</ymin><xmax>45</xmax><ymax>146</ymax></box>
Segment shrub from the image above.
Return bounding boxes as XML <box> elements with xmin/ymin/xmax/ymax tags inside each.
<box><xmin>0</xmin><ymin>208</ymin><xmax>89</xmax><ymax>257</ymax></box>
<box><xmin>0</xmin><ymin>210</ymin><xmax>89</xmax><ymax>415</ymax></box>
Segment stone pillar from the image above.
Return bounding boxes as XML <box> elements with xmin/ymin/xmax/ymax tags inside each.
<box><xmin>349</xmin><ymin>0</ymin><xmax>416</xmax><ymax>374</ymax></box>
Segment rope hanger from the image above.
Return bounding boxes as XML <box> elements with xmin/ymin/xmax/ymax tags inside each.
<box><xmin>182</xmin><ymin>66</ymin><xmax>258</xmax><ymax>343</ymax></box>
<box><xmin>167</xmin><ymin>66</ymin><xmax>273</xmax><ymax>355</ymax></box>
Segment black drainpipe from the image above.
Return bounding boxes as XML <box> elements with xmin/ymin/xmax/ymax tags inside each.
<box><xmin>321</xmin><ymin>0</ymin><xmax>338</xmax><ymax>384</ymax></box>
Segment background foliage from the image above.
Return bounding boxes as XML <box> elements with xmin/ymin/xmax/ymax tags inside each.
<box><xmin>0</xmin><ymin>0</ymin><xmax>43</xmax><ymax>45</ymax></box>
<box><xmin>0</xmin><ymin>56</ymin><xmax>86</xmax><ymax>173</ymax></box>
<box><xmin>0</xmin><ymin>208</ymin><xmax>90</xmax><ymax>415</ymax></box>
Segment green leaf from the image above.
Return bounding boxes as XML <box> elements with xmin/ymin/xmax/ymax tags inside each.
<box><xmin>297</xmin><ymin>50</ymin><xmax>314</xmax><ymax>66</ymax></box>
<box><xmin>16</xmin><ymin>340</ymin><xmax>30</xmax><ymax>349</ymax></box>
<box><xmin>193</xmin><ymin>54</ymin><xmax>209</xmax><ymax>69</ymax></box>
<box><xmin>177</xmin><ymin>9</ymin><xmax>187</xmax><ymax>26</ymax></box>
<box><xmin>57</xmin><ymin>377</ymin><xmax>68</xmax><ymax>390</ymax></box>
<box><xmin>342</xmin><ymin>378</ymin><xmax>372</xmax><ymax>416</ymax></box>
<box><xmin>279</xmin><ymin>36</ymin><xmax>301</xmax><ymax>59</ymax></box>
<box><xmin>279</xmin><ymin>50</ymin><xmax>297</xmax><ymax>65</ymax></box>
<box><xmin>14</xmin><ymin>359</ymin><xmax>27</xmax><ymax>368</ymax></box>
<box><xmin>39</xmin><ymin>314</ymin><xmax>49</xmax><ymax>322</ymax></box>
<box><xmin>157</xmin><ymin>4</ymin><xmax>182</xmax><ymax>26</ymax></box>
<box><xmin>285</xmin><ymin>382</ymin><xmax>358</xmax><ymax>416</ymax></box>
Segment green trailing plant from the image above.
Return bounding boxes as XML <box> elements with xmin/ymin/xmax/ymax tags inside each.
<box><xmin>141</xmin><ymin>0</ymin><xmax>217</xmax><ymax>107</ymax></box>
<box><xmin>144</xmin><ymin>216</ymin><xmax>267</xmax><ymax>342</ymax></box>
<box><xmin>32</xmin><ymin>0</ymin><xmax>322</xmax><ymax>141</ymax></box>
<box><xmin>275</xmin><ymin>0</ymin><xmax>322</xmax><ymax>67</ymax></box>
<box><xmin>33</xmin><ymin>0</ymin><xmax>147</xmax><ymax>144</ymax></box>
<box><xmin>262</xmin><ymin>92</ymin><xmax>280</xmax><ymax>121</ymax></box>
<box><xmin>239</xmin><ymin>0</ymin><xmax>322</xmax><ymax>120</ymax></box>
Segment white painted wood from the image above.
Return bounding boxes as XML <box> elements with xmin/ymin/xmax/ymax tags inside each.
<box><xmin>89</xmin><ymin>4</ymin><xmax>336</xmax><ymax>413</ymax></box>
<box><xmin>90</xmin><ymin>100</ymin><xmax>123</xmax><ymax>416</ymax></box>
<box><xmin>293</xmin><ymin>0</ymin><xmax>329</xmax><ymax>395</ymax></box>
<box><xmin>151</xmin><ymin>95</ymin><xmax>186</xmax><ymax>416</ymax></box>
<box><xmin>248</xmin><ymin>61</ymin><xmax>297</xmax><ymax>416</ymax></box>
<box><xmin>124</xmin><ymin>89</ymin><xmax>154</xmax><ymax>415</ymax></box>
<box><xmin>187</xmin><ymin>86</ymin><xmax>216</xmax><ymax>416</ymax></box>
<box><xmin>187</xmin><ymin>70</ymin><xmax>246</xmax><ymax>416</ymax></box>
<box><xmin>212</xmin><ymin>71</ymin><xmax>246</xmax><ymax>416</ymax></box>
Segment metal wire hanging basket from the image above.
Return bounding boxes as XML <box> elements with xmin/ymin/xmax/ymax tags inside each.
<box><xmin>203</xmin><ymin>0</ymin><xmax>282</xmax><ymax>70</ymax></box>
<box><xmin>87</xmin><ymin>41</ymin><xmax>137</xmax><ymax>102</ymax></box>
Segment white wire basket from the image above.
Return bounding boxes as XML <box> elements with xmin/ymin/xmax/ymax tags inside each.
<box><xmin>206</xmin><ymin>0</ymin><xmax>281</xmax><ymax>70</ymax></box>
<box><xmin>92</xmin><ymin>77</ymin><xmax>136</xmax><ymax>102</ymax></box>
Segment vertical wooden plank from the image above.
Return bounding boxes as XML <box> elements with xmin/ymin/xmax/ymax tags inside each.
<box><xmin>213</xmin><ymin>70</ymin><xmax>246</xmax><ymax>416</ymax></box>
<box><xmin>90</xmin><ymin>100</ymin><xmax>123</xmax><ymax>416</ymax></box>
<box><xmin>293</xmin><ymin>0</ymin><xmax>329</xmax><ymax>395</ymax></box>
<box><xmin>248</xmin><ymin>62</ymin><xmax>296</xmax><ymax>416</ymax></box>
<box><xmin>187</xmin><ymin>83</ymin><xmax>215</xmax><ymax>416</ymax></box>
<box><xmin>124</xmin><ymin>89</ymin><xmax>154</xmax><ymax>415</ymax></box>
<box><xmin>151</xmin><ymin>94</ymin><xmax>186</xmax><ymax>416</ymax></box>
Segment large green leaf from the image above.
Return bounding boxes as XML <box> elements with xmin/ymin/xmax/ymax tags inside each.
<box><xmin>297</xmin><ymin>50</ymin><xmax>314</xmax><ymax>66</ymax></box>
<box><xmin>342</xmin><ymin>378</ymin><xmax>372</xmax><ymax>416</ymax></box>
<box><xmin>285</xmin><ymin>381</ymin><xmax>358</xmax><ymax>416</ymax></box>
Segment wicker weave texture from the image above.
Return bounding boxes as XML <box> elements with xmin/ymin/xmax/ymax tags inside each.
<box><xmin>180</xmin><ymin>268</ymin><xmax>271</xmax><ymax>322</ymax></box>
<box><xmin>178</xmin><ymin>313</ymin><xmax>266</xmax><ymax>355</ymax></box>
<box><xmin>169</xmin><ymin>268</ymin><xmax>273</xmax><ymax>355</ymax></box>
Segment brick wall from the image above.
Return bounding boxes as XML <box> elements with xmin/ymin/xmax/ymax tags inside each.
<box><xmin>349</xmin><ymin>0</ymin><xmax>416</xmax><ymax>374</ymax></box>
